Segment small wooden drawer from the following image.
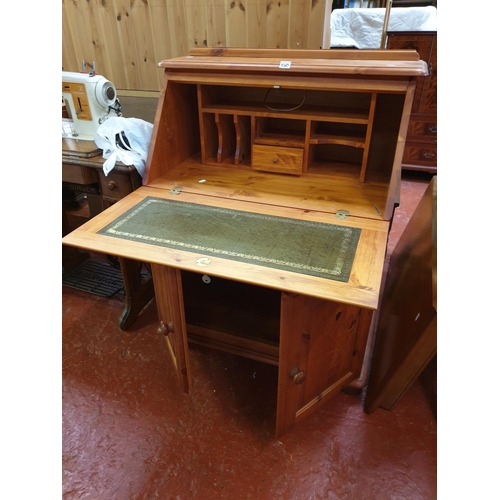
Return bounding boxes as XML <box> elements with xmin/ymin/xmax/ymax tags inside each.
<box><xmin>252</xmin><ymin>144</ymin><xmax>303</xmax><ymax>176</ymax></box>
<box><xmin>98</xmin><ymin>171</ymin><xmax>134</xmax><ymax>201</ymax></box>
<box><xmin>403</xmin><ymin>143</ymin><xmax>437</xmax><ymax>166</ymax></box>
<box><xmin>62</xmin><ymin>163</ymin><xmax>99</xmax><ymax>185</ymax></box>
<box><xmin>406</xmin><ymin>115</ymin><xmax>437</xmax><ymax>142</ymax></box>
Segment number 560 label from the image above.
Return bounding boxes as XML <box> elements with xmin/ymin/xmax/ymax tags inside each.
<box><xmin>279</xmin><ymin>61</ymin><xmax>291</xmax><ymax>69</ymax></box>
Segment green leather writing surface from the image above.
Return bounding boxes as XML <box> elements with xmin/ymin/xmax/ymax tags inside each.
<box><xmin>98</xmin><ymin>197</ymin><xmax>360</xmax><ymax>282</ymax></box>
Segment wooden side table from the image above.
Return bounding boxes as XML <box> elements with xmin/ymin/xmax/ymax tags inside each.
<box><xmin>62</xmin><ymin>139</ymin><xmax>154</xmax><ymax>330</ymax></box>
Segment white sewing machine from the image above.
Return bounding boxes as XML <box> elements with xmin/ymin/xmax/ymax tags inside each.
<box><xmin>62</xmin><ymin>67</ymin><xmax>122</xmax><ymax>141</ymax></box>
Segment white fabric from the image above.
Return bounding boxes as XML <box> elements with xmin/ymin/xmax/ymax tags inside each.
<box><xmin>330</xmin><ymin>7</ymin><xmax>437</xmax><ymax>49</ymax></box>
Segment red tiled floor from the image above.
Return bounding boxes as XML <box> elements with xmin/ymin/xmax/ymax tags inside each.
<box><xmin>62</xmin><ymin>171</ymin><xmax>436</xmax><ymax>499</ymax></box>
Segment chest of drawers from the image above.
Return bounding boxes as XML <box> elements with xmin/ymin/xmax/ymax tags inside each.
<box><xmin>387</xmin><ymin>31</ymin><xmax>437</xmax><ymax>173</ymax></box>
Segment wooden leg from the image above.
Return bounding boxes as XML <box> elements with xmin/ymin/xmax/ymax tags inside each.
<box><xmin>118</xmin><ymin>257</ymin><xmax>155</xmax><ymax>330</ymax></box>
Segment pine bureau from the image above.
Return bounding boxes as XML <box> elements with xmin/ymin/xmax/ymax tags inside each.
<box><xmin>63</xmin><ymin>48</ymin><xmax>427</xmax><ymax>436</ymax></box>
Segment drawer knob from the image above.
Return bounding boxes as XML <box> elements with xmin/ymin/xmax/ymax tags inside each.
<box><xmin>107</xmin><ymin>180</ymin><xmax>118</xmax><ymax>191</ymax></box>
<box><xmin>428</xmin><ymin>126</ymin><xmax>437</xmax><ymax>134</ymax></box>
<box><xmin>289</xmin><ymin>366</ymin><xmax>306</xmax><ymax>385</ymax></box>
<box><xmin>423</xmin><ymin>152</ymin><xmax>435</xmax><ymax>159</ymax></box>
<box><xmin>157</xmin><ymin>321</ymin><xmax>174</xmax><ymax>336</ymax></box>
<box><xmin>272</xmin><ymin>157</ymin><xmax>278</xmax><ymax>163</ymax></box>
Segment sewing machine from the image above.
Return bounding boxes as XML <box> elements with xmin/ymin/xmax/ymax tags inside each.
<box><xmin>62</xmin><ymin>68</ymin><xmax>122</xmax><ymax>141</ymax></box>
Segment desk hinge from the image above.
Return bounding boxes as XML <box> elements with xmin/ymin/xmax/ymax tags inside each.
<box><xmin>169</xmin><ymin>186</ymin><xmax>182</xmax><ymax>195</ymax></box>
<box><xmin>335</xmin><ymin>210</ymin><xmax>349</xmax><ymax>220</ymax></box>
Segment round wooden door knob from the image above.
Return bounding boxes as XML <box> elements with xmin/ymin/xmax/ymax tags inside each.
<box><xmin>157</xmin><ymin>321</ymin><xmax>174</xmax><ymax>336</ymax></box>
<box><xmin>289</xmin><ymin>366</ymin><xmax>306</xmax><ymax>385</ymax></box>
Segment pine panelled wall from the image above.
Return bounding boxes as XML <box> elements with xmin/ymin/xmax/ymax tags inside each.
<box><xmin>62</xmin><ymin>0</ymin><xmax>333</xmax><ymax>92</ymax></box>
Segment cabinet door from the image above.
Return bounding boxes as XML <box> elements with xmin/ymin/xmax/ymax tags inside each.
<box><xmin>151</xmin><ymin>263</ymin><xmax>192</xmax><ymax>393</ymax></box>
<box><xmin>276</xmin><ymin>293</ymin><xmax>372</xmax><ymax>436</ymax></box>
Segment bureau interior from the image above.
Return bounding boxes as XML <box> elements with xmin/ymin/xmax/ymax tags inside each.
<box><xmin>148</xmin><ymin>80</ymin><xmax>407</xmax><ymax>220</ymax></box>
<box><xmin>198</xmin><ymin>84</ymin><xmax>404</xmax><ymax>181</ymax></box>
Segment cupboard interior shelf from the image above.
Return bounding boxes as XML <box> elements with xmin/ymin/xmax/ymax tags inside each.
<box><xmin>183</xmin><ymin>270</ymin><xmax>281</xmax><ymax>366</ymax></box>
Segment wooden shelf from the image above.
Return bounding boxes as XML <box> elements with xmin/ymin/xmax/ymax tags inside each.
<box><xmin>202</xmin><ymin>103</ymin><xmax>370</xmax><ymax>123</ymax></box>
<box><xmin>254</xmin><ymin>131</ymin><xmax>305</xmax><ymax>148</ymax></box>
<box><xmin>309</xmin><ymin>133</ymin><xmax>366</xmax><ymax>148</ymax></box>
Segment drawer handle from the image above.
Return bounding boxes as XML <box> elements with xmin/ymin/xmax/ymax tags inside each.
<box><xmin>423</xmin><ymin>152</ymin><xmax>435</xmax><ymax>159</ymax></box>
<box><xmin>289</xmin><ymin>366</ymin><xmax>306</xmax><ymax>385</ymax></box>
<box><xmin>428</xmin><ymin>126</ymin><xmax>437</xmax><ymax>134</ymax></box>
<box><xmin>272</xmin><ymin>157</ymin><xmax>278</xmax><ymax>164</ymax></box>
<box><xmin>107</xmin><ymin>180</ymin><xmax>118</xmax><ymax>191</ymax></box>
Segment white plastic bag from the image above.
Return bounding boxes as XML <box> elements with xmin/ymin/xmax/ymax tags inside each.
<box><xmin>94</xmin><ymin>117</ymin><xmax>153</xmax><ymax>177</ymax></box>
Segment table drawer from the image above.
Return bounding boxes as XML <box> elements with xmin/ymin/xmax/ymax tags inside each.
<box><xmin>402</xmin><ymin>143</ymin><xmax>437</xmax><ymax>166</ymax></box>
<box><xmin>406</xmin><ymin>116</ymin><xmax>437</xmax><ymax>142</ymax></box>
<box><xmin>62</xmin><ymin>163</ymin><xmax>99</xmax><ymax>184</ymax></box>
<box><xmin>252</xmin><ymin>144</ymin><xmax>303</xmax><ymax>176</ymax></box>
<box><xmin>98</xmin><ymin>171</ymin><xmax>134</xmax><ymax>201</ymax></box>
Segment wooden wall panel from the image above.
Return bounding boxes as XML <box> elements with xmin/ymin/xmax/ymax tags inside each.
<box><xmin>63</xmin><ymin>0</ymin><xmax>95</xmax><ymax>73</ymax></box>
<box><xmin>62</xmin><ymin>0</ymin><xmax>330</xmax><ymax>92</ymax></box>
<box><xmin>266</xmin><ymin>0</ymin><xmax>290</xmax><ymax>50</ymax></box>
<box><xmin>164</xmin><ymin>1</ymin><xmax>189</xmax><ymax>59</ymax></box>
<box><xmin>95</xmin><ymin>1</ymin><xmax>129</xmax><ymax>88</ymax></box>
<box><xmin>205</xmin><ymin>0</ymin><xmax>227</xmax><ymax>48</ymax></box>
<box><xmin>224</xmin><ymin>0</ymin><xmax>247</xmax><ymax>47</ymax></box>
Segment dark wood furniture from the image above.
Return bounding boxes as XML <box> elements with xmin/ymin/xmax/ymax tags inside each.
<box><xmin>392</xmin><ymin>1</ymin><xmax>437</xmax><ymax>6</ymax></box>
<box><xmin>387</xmin><ymin>31</ymin><xmax>437</xmax><ymax>174</ymax></box>
<box><xmin>365</xmin><ymin>176</ymin><xmax>436</xmax><ymax>412</ymax></box>
<box><xmin>62</xmin><ymin>139</ymin><xmax>154</xmax><ymax>330</ymax></box>
<box><xmin>63</xmin><ymin>48</ymin><xmax>427</xmax><ymax>436</ymax></box>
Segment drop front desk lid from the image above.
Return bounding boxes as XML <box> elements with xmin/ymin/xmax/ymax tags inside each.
<box><xmin>63</xmin><ymin>183</ymin><xmax>388</xmax><ymax>310</ymax></box>
<box><xmin>63</xmin><ymin>49</ymin><xmax>428</xmax><ymax>311</ymax></box>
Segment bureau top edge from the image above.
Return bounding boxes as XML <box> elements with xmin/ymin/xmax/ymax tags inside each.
<box><xmin>158</xmin><ymin>50</ymin><xmax>428</xmax><ymax>77</ymax></box>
